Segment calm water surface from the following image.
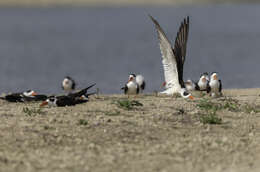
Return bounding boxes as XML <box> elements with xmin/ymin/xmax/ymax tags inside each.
<box><xmin>0</xmin><ymin>5</ymin><xmax>259</xmax><ymax>94</ymax></box>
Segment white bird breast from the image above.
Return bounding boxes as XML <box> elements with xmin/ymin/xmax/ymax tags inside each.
<box><xmin>126</xmin><ymin>81</ymin><xmax>138</xmax><ymax>94</ymax></box>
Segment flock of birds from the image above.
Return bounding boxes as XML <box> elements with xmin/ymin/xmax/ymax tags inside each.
<box><xmin>0</xmin><ymin>15</ymin><xmax>222</xmax><ymax>107</ymax></box>
<box><xmin>0</xmin><ymin>76</ymin><xmax>96</xmax><ymax>107</ymax></box>
<box><xmin>122</xmin><ymin>16</ymin><xmax>222</xmax><ymax>99</ymax></box>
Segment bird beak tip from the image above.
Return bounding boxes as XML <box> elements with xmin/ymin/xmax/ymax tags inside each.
<box><xmin>40</xmin><ymin>101</ymin><xmax>48</xmax><ymax>107</ymax></box>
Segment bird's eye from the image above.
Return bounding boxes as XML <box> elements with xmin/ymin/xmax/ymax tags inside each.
<box><xmin>183</xmin><ymin>92</ymin><xmax>189</xmax><ymax>96</ymax></box>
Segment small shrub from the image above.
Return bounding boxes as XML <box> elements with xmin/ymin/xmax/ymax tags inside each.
<box><xmin>223</xmin><ymin>102</ymin><xmax>240</xmax><ymax>112</ymax></box>
<box><xmin>199</xmin><ymin>111</ymin><xmax>222</xmax><ymax>125</ymax></box>
<box><xmin>23</xmin><ymin>107</ymin><xmax>45</xmax><ymax>116</ymax></box>
<box><xmin>114</xmin><ymin>99</ymin><xmax>143</xmax><ymax>110</ymax></box>
<box><xmin>197</xmin><ymin>98</ymin><xmax>221</xmax><ymax>111</ymax></box>
<box><xmin>78</xmin><ymin>119</ymin><xmax>88</xmax><ymax>126</ymax></box>
<box><xmin>243</xmin><ymin>104</ymin><xmax>260</xmax><ymax>113</ymax></box>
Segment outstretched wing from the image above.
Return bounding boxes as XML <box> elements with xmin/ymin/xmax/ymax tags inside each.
<box><xmin>172</xmin><ymin>16</ymin><xmax>189</xmax><ymax>87</ymax></box>
<box><xmin>149</xmin><ymin>15</ymin><xmax>179</xmax><ymax>89</ymax></box>
<box><xmin>71</xmin><ymin>83</ymin><xmax>96</xmax><ymax>98</ymax></box>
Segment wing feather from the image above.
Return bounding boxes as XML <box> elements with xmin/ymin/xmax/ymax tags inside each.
<box><xmin>174</xmin><ymin>16</ymin><xmax>189</xmax><ymax>65</ymax></box>
<box><xmin>149</xmin><ymin>15</ymin><xmax>179</xmax><ymax>89</ymax></box>
<box><xmin>173</xmin><ymin>16</ymin><xmax>189</xmax><ymax>87</ymax></box>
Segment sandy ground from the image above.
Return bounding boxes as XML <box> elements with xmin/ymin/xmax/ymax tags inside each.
<box><xmin>0</xmin><ymin>88</ymin><xmax>260</xmax><ymax>172</ymax></box>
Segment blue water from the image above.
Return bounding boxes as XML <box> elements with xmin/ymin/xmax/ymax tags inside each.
<box><xmin>0</xmin><ymin>5</ymin><xmax>259</xmax><ymax>94</ymax></box>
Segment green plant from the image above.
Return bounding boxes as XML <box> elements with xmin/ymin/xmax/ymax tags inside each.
<box><xmin>78</xmin><ymin>119</ymin><xmax>88</xmax><ymax>126</ymax></box>
<box><xmin>23</xmin><ymin>107</ymin><xmax>45</xmax><ymax>116</ymax></box>
<box><xmin>199</xmin><ymin>110</ymin><xmax>222</xmax><ymax>125</ymax></box>
<box><xmin>243</xmin><ymin>104</ymin><xmax>260</xmax><ymax>113</ymax></box>
<box><xmin>223</xmin><ymin>102</ymin><xmax>240</xmax><ymax>112</ymax></box>
<box><xmin>114</xmin><ymin>99</ymin><xmax>143</xmax><ymax>110</ymax></box>
<box><xmin>197</xmin><ymin>98</ymin><xmax>221</xmax><ymax>111</ymax></box>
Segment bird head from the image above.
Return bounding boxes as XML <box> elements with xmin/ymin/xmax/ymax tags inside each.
<box><xmin>180</xmin><ymin>88</ymin><xmax>194</xmax><ymax>100</ymax></box>
<box><xmin>23</xmin><ymin>90</ymin><xmax>37</xmax><ymax>97</ymax></box>
<box><xmin>210</xmin><ymin>72</ymin><xmax>218</xmax><ymax>81</ymax></box>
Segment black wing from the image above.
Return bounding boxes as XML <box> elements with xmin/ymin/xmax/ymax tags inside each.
<box><xmin>195</xmin><ymin>82</ymin><xmax>200</xmax><ymax>91</ymax></box>
<box><xmin>206</xmin><ymin>82</ymin><xmax>211</xmax><ymax>93</ymax></box>
<box><xmin>172</xmin><ymin>16</ymin><xmax>189</xmax><ymax>88</ymax></box>
<box><xmin>71</xmin><ymin>80</ymin><xmax>76</xmax><ymax>90</ymax></box>
<box><xmin>5</xmin><ymin>93</ymin><xmax>23</xmax><ymax>102</ymax></box>
<box><xmin>70</xmin><ymin>83</ymin><xmax>96</xmax><ymax>98</ymax></box>
<box><xmin>121</xmin><ymin>85</ymin><xmax>128</xmax><ymax>94</ymax></box>
<box><xmin>137</xmin><ymin>85</ymin><xmax>140</xmax><ymax>94</ymax></box>
<box><xmin>141</xmin><ymin>81</ymin><xmax>146</xmax><ymax>90</ymax></box>
<box><xmin>219</xmin><ymin>80</ymin><xmax>222</xmax><ymax>93</ymax></box>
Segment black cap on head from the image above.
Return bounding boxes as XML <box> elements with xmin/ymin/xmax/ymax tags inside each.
<box><xmin>65</xmin><ymin>76</ymin><xmax>73</xmax><ymax>80</ymax></box>
<box><xmin>129</xmin><ymin>74</ymin><xmax>136</xmax><ymax>77</ymax></box>
<box><xmin>200</xmin><ymin>72</ymin><xmax>209</xmax><ymax>78</ymax></box>
<box><xmin>211</xmin><ymin>72</ymin><xmax>218</xmax><ymax>75</ymax></box>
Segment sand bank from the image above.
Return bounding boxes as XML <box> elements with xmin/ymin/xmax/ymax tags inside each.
<box><xmin>0</xmin><ymin>88</ymin><xmax>260</xmax><ymax>172</ymax></box>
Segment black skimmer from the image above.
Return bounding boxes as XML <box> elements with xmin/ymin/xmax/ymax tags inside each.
<box><xmin>207</xmin><ymin>72</ymin><xmax>222</xmax><ymax>97</ymax></box>
<box><xmin>185</xmin><ymin>79</ymin><xmax>196</xmax><ymax>91</ymax></box>
<box><xmin>135</xmin><ymin>74</ymin><xmax>146</xmax><ymax>93</ymax></box>
<box><xmin>195</xmin><ymin>72</ymin><xmax>210</xmax><ymax>91</ymax></box>
<box><xmin>121</xmin><ymin>74</ymin><xmax>140</xmax><ymax>96</ymax></box>
<box><xmin>149</xmin><ymin>15</ymin><xmax>193</xmax><ymax>99</ymax></box>
<box><xmin>0</xmin><ymin>90</ymin><xmax>47</xmax><ymax>102</ymax></box>
<box><xmin>62</xmin><ymin>76</ymin><xmax>76</xmax><ymax>93</ymax></box>
<box><xmin>40</xmin><ymin>83</ymin><xmax>96</xmax><ymax>107</ymax></box>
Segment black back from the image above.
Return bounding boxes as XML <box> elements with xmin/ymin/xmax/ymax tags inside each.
<box><xmin>5</xmin><ymin>93</ymin><xmax>23</xmax><ymax>102</ymax></box>
<box><xmin>219</xmin><ymin>80</ymin><xmax>222</xmax><ymax>93</ymax></box>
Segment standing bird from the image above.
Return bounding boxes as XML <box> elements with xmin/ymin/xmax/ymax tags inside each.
<box><xmin>62</xmin><ymin>76</ymin><xmax>76</xmax><ymax>93</ymax></box>
<box><xmin>207</xmin><ymin>72</ymin><xmax>222</xmax><ymax>97</ymax></box>
<box><xmin>195</xmin><ymin>72</ymin><xmax>210</xmax><ymax>91</ymax></box>
<box><xmin>40</xmin><ymin>83</ymin><xmax>96</xmax><ymax>107</ymax></box>
<box><xmin>149</xmin><ymin>15</ymin><xmax>193</xmax><ymax>99</ymax></box>
<box><xmin>0</xmin><ymin>90</ymin><xmax>47</xmax><ymax>102</ymax></box>
<box><xmin>121</xmin><ymin>74</ymin><xmax>139</xmax><ymax>96</ymax></box>
<box><xmin>185</xmin><ymin>79</ymin><xmax>196</xmax><ymax>91</ymax></box>
<box><xmin>136</xmin><ymin>74</ymin><xmax>146</xmax><ymax>93</ymax></box>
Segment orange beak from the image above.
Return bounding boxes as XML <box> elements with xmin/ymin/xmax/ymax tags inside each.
<box><xmin>40</xmin><ymin>101</ymin><xmax>48</xmax><ymax>107</ymax></box>
<box><xmin>213</xmin><ymin>75</ymin><xmax>218</xmax><ymax>80</ymax></box>
<box><xmin>188</xmin><ymin>95</ymin><xmax>194</xmax><ymax>100</ymax></box>
<box><xmin>31</xmin><ymin>92</ymin><xmax>37</xmax><ymax>96</ymax></box>
<box><xmin>202</xmin><ymin>78</ymin><xmax>206</xmax><ymax>82</ymax></box>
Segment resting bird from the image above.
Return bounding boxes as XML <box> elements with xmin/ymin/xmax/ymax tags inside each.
<box><xmin>121</xmin><ymin>74</ymin><xmax>139</xmax><ymax>96</ymax></box>
<box><xmin>185</xmin><ymin>79</ymin><xmax>196</xmax><ymax>91</ymax></box>
<box><xmin>207</xmin><ymin>72</ymin><xmax>222</xmax><ymax>97</ymax></box>
<box><xmin>150</xmin><ymin>15</ymin><xmax>193</xmax><ymax>99</ymax></box>
<box><xmin>0</xmin><ymin>90</ymin><xmax>47</xmax><ymax>102</ymax></box>
<box><xmin>62</xmin><ymin>76</ymin><xmax>76</xmax><ymax>93</ymax></box>
<box><xmin>40</xmin><ymin>83</ymin><xmax>96</xmax><ymax>107</ymax></box>
<box><xmin>195</xmin><ymin>72</ymin><xmax>210</xmax><ymax>91</ymax></box>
